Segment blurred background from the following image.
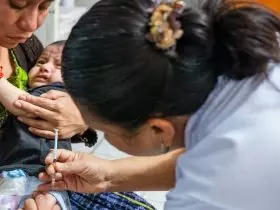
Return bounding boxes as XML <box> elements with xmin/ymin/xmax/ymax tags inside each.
<box><xmin>259</xmin><ymin>0</ymin><xmax>280</xmax><ymax>12</ymax></box>
<box><xmin>36</xmin><ymin>0</ymin><xmax>96</xmax><ymax>46</ymax></box>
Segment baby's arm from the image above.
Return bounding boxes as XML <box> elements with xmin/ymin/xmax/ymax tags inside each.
<box><xmin>0</xmin><ymin>78</ymin><xmax>30</xmax><ymax>116</ymax></box>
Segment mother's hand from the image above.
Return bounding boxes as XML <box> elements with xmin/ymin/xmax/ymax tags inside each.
<box><xmin>14</xmin><ymin>90</ymin><xmax>87</xmax><ymax>139</ymax></box>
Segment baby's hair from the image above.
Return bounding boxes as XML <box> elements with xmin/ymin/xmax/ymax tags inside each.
<box><xmin>48</xmin><ymin>40</ymin><xmax>67</xmax><ymax>47</ymax></box>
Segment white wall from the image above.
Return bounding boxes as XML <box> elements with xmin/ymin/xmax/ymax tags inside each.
<box><xmin>75</xmin><ymin>0</ymin><xmax>99</xmax><ymax>8</ymax></box>
<box><xmin>35</xmin><ymin>1</ymin><xmax>60</xmax><ymax>46</ymax></box>
<box><xmin>36</xmin><ymin>0</ymin><xmax>97</xmax><ymax>46</ymax></box>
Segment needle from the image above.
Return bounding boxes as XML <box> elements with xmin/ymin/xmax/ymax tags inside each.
<box><xmin>52</xmin><ymin>128</ymin><xmax>59</xmax><ymax>187</ymax></box>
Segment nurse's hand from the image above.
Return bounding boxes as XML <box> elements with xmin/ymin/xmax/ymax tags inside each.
<box><xmin>19</xmin><ymin>193</ymin><xmax>61</xmax><ymax>210</ymax></box>
<box><xmin>38</xmin><ymin>150</ymin><xmax>113</xmax><ymax>193</ymax></box>
<box><xmin>39</xmin><ymin>149</ymin><xmax>183</xmax><ymax>193</ymax></box>
<box><xmin>14</xmin><ymin>90</ymin><xmax>87</xmax><ymax>139</ymax></box>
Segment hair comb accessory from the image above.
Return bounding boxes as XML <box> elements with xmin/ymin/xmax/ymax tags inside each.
<box><xmin>146</xmin><ymin>0</ymin><xmax>185</xmax><ymax>51</ymax></box>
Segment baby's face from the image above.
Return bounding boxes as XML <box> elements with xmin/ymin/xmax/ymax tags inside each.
<box><xmin>28</xmin><ymin>44</ymin><xmax>64</xmax><ymax>88</ymax></box>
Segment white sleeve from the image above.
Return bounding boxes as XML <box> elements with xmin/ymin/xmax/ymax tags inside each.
<box><xmin>165</xmin><ymin>106</ymin><xmax>280</xmax><ymax>210</ymax></box>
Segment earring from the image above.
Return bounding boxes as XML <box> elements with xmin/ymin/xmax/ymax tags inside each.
<box><xmin>161</xmin><ymin>142</ymin><xmax>170</xmax><ymax>153</ymax></box>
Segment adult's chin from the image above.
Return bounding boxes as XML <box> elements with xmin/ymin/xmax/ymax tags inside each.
<box><xmin>0</xmin><ymin>37</ymin><xmax>29</xmax><ymax>49</ymax></box>
<box><xmin>0</xmin><ymin>42</ymin><xmax>19</xmax><ymax>49</ymax></box>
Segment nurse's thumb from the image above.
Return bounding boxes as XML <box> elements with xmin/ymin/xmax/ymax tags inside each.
<box><xmin>55</xmin><ymin>161</ymin><xmax>85</xmax><ymax>175</ymax></box>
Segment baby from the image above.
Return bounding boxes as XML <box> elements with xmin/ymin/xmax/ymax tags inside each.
<box><xmin>0</xmin><ymin>41</ymin><xmax>71</xmax><ymax>210</ymax></box>
<box><xmin>28</xmin><ymin>40</ymin><xmax>64</xmax><ymax>88</ymax></box>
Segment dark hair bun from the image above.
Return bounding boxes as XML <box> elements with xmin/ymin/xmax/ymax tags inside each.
<box><xmin>210</xmin><ymin>0</ymin><xmax>280</xmax><ymax>79</ymax></box>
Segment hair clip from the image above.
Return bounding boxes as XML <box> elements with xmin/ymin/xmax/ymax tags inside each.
<box><xmin>146</xmin><ymin>0</ymin><xmax>186</xmax><ymax>51</ymax></box>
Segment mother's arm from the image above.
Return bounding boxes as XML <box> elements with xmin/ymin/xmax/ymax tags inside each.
<box><xmin>14</xmin><ymin>90</ymin><xmax>88</xmax><ymax>139</ymax></box>
<box><xmin>0</xmin><ymin>78</ymin><xmax>30</xmax><ymax>116</ymax></box>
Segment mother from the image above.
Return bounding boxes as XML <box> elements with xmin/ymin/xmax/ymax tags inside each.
<box><xmin>0</xmin><ymin>0</ymin><xmax>89</xmax><ymax>208</ymax></box>
<box><xmin>0</xmin><ymin>0</ymin><xmax>89</xmax><ymax>142</ymax></box>
<box><xmin>41</xmin><ymin>0</ymin><xmax>280</xmax><ymax>209</ymax></box>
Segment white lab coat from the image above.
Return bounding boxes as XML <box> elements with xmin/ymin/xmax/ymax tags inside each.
<box><xmin>165</xmin><ymin>64</ymin><xmax>280</xmax><ymax>210</ymax></box>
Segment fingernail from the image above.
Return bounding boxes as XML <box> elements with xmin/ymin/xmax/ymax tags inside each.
<box><xmin>18</xmin><ymin>95</ymin><xmax>25</xmax><ymax>100</ymax></box>
<box><xmin>18</xmin><ymin>117</ymin><xmax>22</xmax><ymax>122</ymax></box>
<box><xmin>14</xmin><ymin>101</ymin><xmax>22</xmax><ymax>108</ymax></box>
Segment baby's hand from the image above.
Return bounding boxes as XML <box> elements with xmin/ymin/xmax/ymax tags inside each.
<box><xmin>19</xmin><ymin>193</ymin><xmax>61</xmax><ymax>210</ymax></box>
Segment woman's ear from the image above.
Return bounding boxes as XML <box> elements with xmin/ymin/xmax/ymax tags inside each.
<box><xmin>147</xmin><ymin>118</ymin><xmax>175</xmax><ymax>148</ymax></box>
